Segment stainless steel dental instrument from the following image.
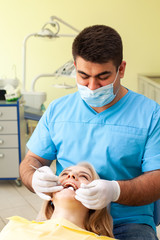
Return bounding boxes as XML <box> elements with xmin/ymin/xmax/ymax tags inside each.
<box><xmin>30</xmin><ymin>164</ymin><xmax>40</xmax><ymax>171</ymax></box>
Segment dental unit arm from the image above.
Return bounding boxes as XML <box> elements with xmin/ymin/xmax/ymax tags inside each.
<box><xmin>22</xmin><ymin>16</ymin><xmax>79</xmax><ymax>110</ymax></box>
<box><xmin>30</xmin><ymin>60</ymin><xmax>77</xmax><ymax>92</ymax></box>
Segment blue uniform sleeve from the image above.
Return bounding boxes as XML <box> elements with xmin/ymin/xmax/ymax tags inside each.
<box><xmin>26</xmin><ymin>103</ymin><xmax>57</xmax><ymax>160</ymax></box>
<box><xmin>142</xmin><ymin>105</ymin><xmax>160</xmax><ymax>172</ymax></box>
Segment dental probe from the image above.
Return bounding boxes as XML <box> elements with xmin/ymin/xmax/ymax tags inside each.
<box><xmin>30</xmin><ymin>164</ymin><xmax>40</xmax><ymax>171</ymax></box>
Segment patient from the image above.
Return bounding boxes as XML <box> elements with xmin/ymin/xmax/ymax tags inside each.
<box><xmin>0</xmin><ymin>162</ymin><xmax>115</xmax><ymax>240</ymax></box>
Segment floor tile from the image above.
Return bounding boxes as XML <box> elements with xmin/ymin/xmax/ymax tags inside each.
<box><xmin>0</xmin><ymin>181</ymin><xmax>28</xmax><ymax>210</ymax></box>
<box><xmin>0</xmin><ymin>205</ymin><xmax>38</xmax><ymax>225</ymax></box>
<box><xmin>24</xmin><ymin>194</ymin><xmax>43</xmax><ymax>212</ymax></box>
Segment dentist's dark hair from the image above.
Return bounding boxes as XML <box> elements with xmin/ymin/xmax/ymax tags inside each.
<box><xmin>72</xmin><ymin>25</ymin><xmax>123</xmax><ymax>70</ymax></box>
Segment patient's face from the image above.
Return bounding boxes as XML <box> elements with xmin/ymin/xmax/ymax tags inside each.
<box><xmin>59</xmin><ymin>165</ymin><xmax>93</xmax><ymax>189</ymax></box>
<box><xmin>52</xmin><ymin>165</ymin><xmax>93</xmax><ymax>200</ymax></box>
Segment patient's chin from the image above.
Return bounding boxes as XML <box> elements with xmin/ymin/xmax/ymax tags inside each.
<box><xmin>53</xmin><ymin>187</ymin><xmax>76</xmax><ymax>200</ymax></box>
<box><xmin>61</xmin><ymin>187</ymin><xmax>75</xmax><ymax>194</ymax></box>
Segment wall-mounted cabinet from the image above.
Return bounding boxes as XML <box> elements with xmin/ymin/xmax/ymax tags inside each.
<box><xmin>138</xmin><ymin>74</ymin><xmax>160</xmax><ymax>104</ymax></box>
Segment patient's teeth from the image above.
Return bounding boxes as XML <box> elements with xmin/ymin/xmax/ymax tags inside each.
<box><xmin>68</xmin><ymin>187</ymin><xmax>74</xmax><ymax>191</ymax></box>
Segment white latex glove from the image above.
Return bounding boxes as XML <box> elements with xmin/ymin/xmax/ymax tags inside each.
<box><xmin>75</xmin><ymin>179</ymin><xmax>120</xmax><ymax>209</ymax></box>
<box><xmin>32</xmin><ymin>166</ymin><xmax>63</xmax><ymax>200</ymax></box>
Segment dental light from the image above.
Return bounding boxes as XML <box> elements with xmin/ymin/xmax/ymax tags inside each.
<box><xmin>22</xmin><ymin>16</ymin><xmax>79</xmax><ymax>110</ymax></box>
<box><xmin>30</xmin><ymin>60</ymin><xmax>77</xmax><ymax>92</ymax></box>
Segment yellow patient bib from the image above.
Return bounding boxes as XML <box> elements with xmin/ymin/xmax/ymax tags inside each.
<box><xmin>0</xmin><ymin>216</ymin><xmax>114</xmax><ymax>240</ymax></box>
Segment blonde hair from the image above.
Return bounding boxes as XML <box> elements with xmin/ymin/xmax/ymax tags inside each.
<box><xmin>37</xmin><ymin>162</ymin><xmax>114</xmax><ymax>238</ymax></box>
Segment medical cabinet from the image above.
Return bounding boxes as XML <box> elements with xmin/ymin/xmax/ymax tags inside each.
<box><xmin>138</xmin><ymin>74</ymin><xmax>160</xmax><ymax>104</ymax></box>
<box><xmin>0</xmin><ymin>98</ymin><xmax>25</xmax><ymax>184</ymax></box>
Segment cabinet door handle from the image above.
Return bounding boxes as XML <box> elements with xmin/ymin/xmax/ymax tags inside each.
<box><xmin>0</xmin><ymin>139</ymin><xmax>4</xmax><ymax>144</ymax></box>
<box><xmin>0</xmin><ymin>153</ymin><xmax>4</xmax><ymax>158</ymax></box>
<box><xmin>0</xmin><ymin>126</ymin><xmax>3</xmax><ymax>131</ymax></box>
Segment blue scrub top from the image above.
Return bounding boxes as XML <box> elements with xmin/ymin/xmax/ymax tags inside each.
<box><xmin>27</xmin><ymin>90</ymin><xmax>160</xmax><ymax>231</ymax></box>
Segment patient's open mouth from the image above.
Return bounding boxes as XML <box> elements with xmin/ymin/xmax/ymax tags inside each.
<box><xmin>63</xmin><ymin>182</ymin><xmax>78</xmax><ymax>191</ymax></box>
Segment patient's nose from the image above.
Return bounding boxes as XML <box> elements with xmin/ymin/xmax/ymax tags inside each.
<box><xmin>67</xmin><ymin>172</ymin><xmax>78</xmax><ymax>180</ymax></box>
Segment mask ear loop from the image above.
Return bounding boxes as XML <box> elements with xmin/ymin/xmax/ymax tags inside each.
<box><xmin>113</xmin><ymin>66</ymin><xmax>120</xmax><ymax>84</ymax></box>
<box><xmin>113</xmin><ymin>66</ymin><xmax>120</xmax><ymax>95</ymax></box>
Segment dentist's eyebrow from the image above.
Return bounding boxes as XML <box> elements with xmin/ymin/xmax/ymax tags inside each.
<box><xmin>96</xmin><ymin>71</ymin><xmax>111</xmax><ymax>78</ymax></box>
<box><xmin>77</xmin><ymin>70</ymin><xmax>111</xmax><ymax>78</ymax></box>
<box><xmin>77</xmin><ymin>70</ymin><xmax>90</xmax><ymax>77</ymax></box>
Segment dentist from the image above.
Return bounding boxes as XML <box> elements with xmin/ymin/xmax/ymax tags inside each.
<box><xmin>20</xmin><ymin>25</ymin><xmax>160</xmax><ymax>240</ymax></box>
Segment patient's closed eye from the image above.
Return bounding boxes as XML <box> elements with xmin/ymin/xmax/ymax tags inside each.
<box><xmin>60</xmin><ymin>172</ymin><xmax>68</xmax><ymax>176</ymax></box>
<box><xmin>79</xmin><ymin>174</ymin><xmax>89</xmax><ymax>180</ymax></box>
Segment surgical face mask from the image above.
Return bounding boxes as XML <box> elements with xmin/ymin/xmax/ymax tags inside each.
<box><xmin>77</xmin><ymin>68</ymin><xmax>120</xmax><ymax>107</ymax></box>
